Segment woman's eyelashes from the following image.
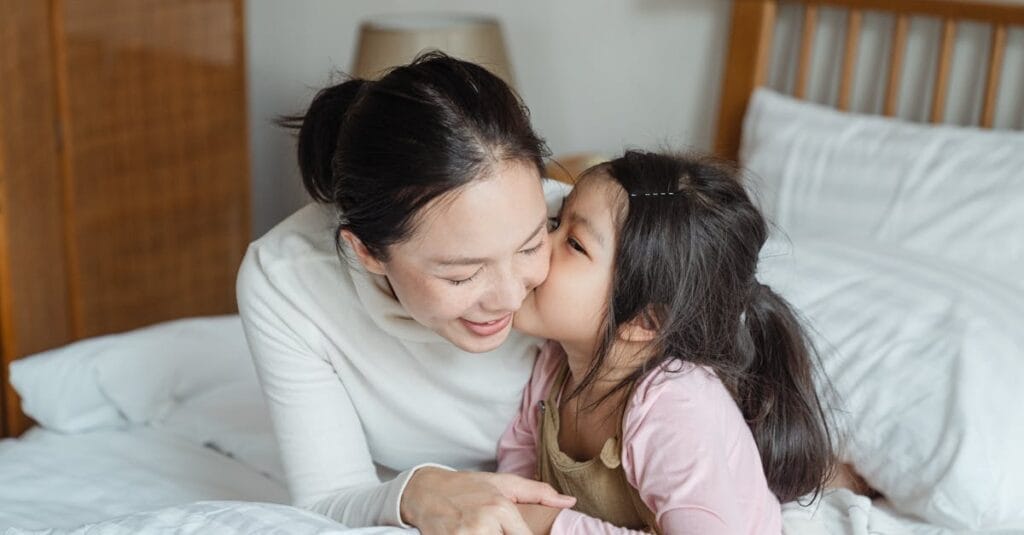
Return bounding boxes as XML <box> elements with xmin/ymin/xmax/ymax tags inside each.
<box><xmin>520</xmin><ymin>239</ymin><xmax>545</xmax><ymax>256</ymax></box>
<box><xmin>448</xmin><ymin>271</ymin><xmax>480</xmax><ymax>286</ymax></box>
<box><xmin>446</xmin><ymin>239</ymin><xmax>546</xmax><ymax>285</ymax></box>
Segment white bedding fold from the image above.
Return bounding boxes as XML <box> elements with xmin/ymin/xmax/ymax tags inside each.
<box><xmin>0</xmin><ymin>427</ymin><xmax>287</xmax><ymax>531</ymax></box>
<box><xmin>6</xmin><ymin>490</ymin><xmax>985</xmax><ymax>535</ymax></box>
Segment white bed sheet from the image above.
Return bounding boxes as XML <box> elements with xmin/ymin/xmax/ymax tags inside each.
<box><xmin>0</xmin><ymin>425</ymin><xmax>288</xmax><ymax>531</ymax></box>
<box><xmin>3</xmin><ymin>484</ymin><xmax>990</xmax><ymax>535</ymax></box>
<box><xmin>5</xmin><ymin>501</ymin><xmax>411</xmax><ymax>535</ymax></box>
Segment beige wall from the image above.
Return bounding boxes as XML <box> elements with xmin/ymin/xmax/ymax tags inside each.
<box><xmin>245</xmin><ymin>1</ymin><xmax>1024</xmax><ymax>235</ymax></box>
<box><xmin>245</xmin><ymin>0</ymin><xmax>732</xmax><ymax>235</ymax></box>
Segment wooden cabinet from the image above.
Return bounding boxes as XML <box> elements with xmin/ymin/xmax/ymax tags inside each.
<box><xmin>0</xmin><ymin>0</ymin><xmax>250</xmax><ymax>437</ymax></box>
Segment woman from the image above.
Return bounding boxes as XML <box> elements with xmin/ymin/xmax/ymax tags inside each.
<box><xmin>236</xmin><ymin>52</ymin><xmax>575</xmax><ymax>534</ymax></box>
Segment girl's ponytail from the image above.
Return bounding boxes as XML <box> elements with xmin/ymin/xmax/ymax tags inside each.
<box><xmin>737</xmin><ymin>282</ymin><xmax>834</xmax><ymax>503</ymax></box>
<box><xmin>278</xmin><ymin>79</ymin><xmax>368</xmax><ymax>203</ymax></box>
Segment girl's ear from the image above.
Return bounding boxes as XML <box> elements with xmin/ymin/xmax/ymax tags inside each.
<box><xmin>617</xmin><ymin>308</ymin><xmax>659</xmax><ymax>343</ymax></box>
<box><xmin>340</xmin><ymin>229</ymin><xmax>387</xmax><ymax>275</ymax></box>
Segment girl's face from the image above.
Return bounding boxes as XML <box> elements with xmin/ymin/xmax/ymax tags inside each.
<box><xmin>514</xmin><ymin>174</ymin><xmax>622</xmax><ymax>354</ymax></box>
<box><xmin>359</xmin><ymin>160</ymin><xmax>552</xmax><ymax>353</ymax></box>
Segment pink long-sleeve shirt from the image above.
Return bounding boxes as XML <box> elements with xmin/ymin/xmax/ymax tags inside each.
<box><xmin>497</xmin><ymin>342</ymin><xmax>782</xmax><ymax>534</ymax></box>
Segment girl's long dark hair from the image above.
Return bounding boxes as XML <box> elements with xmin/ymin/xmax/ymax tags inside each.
<box><xmin>278</xmin><ymin>51</ymin><xmax>549</xmax><ymax>260</ymax></box>
<box><xmin>571</xmin><ymin>150</ymin><xmax>834</xmax><ymax>504</ymax></box>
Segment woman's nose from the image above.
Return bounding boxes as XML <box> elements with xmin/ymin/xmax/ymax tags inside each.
<box><xmin>482</xmin><ymin>267</ymin><xmax>529</xmax><ymax>313</ymax></box>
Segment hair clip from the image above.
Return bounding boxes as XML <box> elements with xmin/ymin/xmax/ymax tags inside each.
<box><xmin>628</xmin><ymin>192</ymin><xmax>676</xmax><ymax>197</ymax></box>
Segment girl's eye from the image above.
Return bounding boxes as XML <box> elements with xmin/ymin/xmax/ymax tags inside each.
<box><xmin>547</xmin><ymin>217</ymin><xmax>561</xmax><ymax>232</ymax></box>
<box><xmin>567</xmin><ymin>237</ymin><xmax>587</xmax><ymax>254</ymax></box>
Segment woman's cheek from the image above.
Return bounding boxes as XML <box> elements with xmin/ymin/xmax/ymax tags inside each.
<box><xmin>433</xmin><ymin>284</ymin><xmax>479</xmax><ymax>320</ymax></box>
<box><xmin>529</xmin><ymin>242</ymin><xmax>553</xmax><ymax>289</ymax></box>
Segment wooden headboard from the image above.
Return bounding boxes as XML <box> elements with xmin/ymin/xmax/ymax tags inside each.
<box><xmin>0</xmin><ymin>0</ymin><xmax>249</xmax><ymax>437</ymax></box>
<box><xmin>715</xmin><ymin>0</ymin><xmax>1024</xmax><ymax>161</ymax></box>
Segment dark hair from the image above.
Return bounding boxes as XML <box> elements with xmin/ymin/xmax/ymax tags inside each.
<box><xmin>570</xmin><ymin>150</ymin><xmax>834</xmax><ymax>504</ymax></box>
<box><xmin>279</xmin><ymin>51</ymin><xmax>549</xmax><ymax>260</ymax></box>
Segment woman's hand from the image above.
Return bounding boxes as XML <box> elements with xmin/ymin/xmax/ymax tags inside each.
<box><xmin>401</xmin><ymin>467</ymin><xmax>575</xmax><ymax>535</ymax></box>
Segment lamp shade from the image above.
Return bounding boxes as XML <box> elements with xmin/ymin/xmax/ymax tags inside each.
<box><xmin>352</xmin><ymin>14</ymin><xmax>515</xmax><ymax>88</ymax></box>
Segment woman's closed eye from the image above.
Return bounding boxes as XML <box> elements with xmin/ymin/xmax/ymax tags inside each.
<box><xmin>447</xmin><ymin>269</ymin><xmax>481</xmax><ymax>286</ymax></box>
<box><xmin>520</xmin><ymin>239</ymin><xmax>545</xmax><ymax>256</ymax></box>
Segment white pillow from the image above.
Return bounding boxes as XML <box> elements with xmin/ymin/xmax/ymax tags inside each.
<box><xmin>10</xmin><ymin>315</ymin><xmax>254</xmax><ymax>431</ymax></box>
<box><xmin>759</xmin><ymin>236</ymin><xmax>1024</xmax><ymax>530</ymax></box>
<box><xmin>161</xmin><ymin>379</ymin><xmax>285</xmax><ymax>483</ymax></box>
<box><xmin>741</xmin><ymin>88</ymin><xmax>1024</xmax><ymax>289</ymax></box>
<box><xmin>7</xmin><ymin>345</ymin><xmax>123</xmax><ymax>433</ymax></box>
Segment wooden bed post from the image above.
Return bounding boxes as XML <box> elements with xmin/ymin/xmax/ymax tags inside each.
<box><xmin>714</xmin><ymin>0</ymin><xmax>777</xmax><ymax>162</ymax></box>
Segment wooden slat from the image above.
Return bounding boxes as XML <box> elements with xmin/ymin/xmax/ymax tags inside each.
<box><xmin>0</xmin><ymin>0</ymin><xmax>75</xmax><ymax>437</ymax></box>
<box><xmin>50</xmin><ymin>0</ymin><xmax>84</xmax><ymax>338</ymax></box>
<box><xmin>884</xmin><ymin>15</ymin><xmax>909</xmax><ymax>117</ymax></box>
<box><xmin>795</xmin><ymin>0</ymin><xmax>1024</xmax><ymax>26</ymax></box>
<box><xmin>980</xmin><ymin>23</ymin><xmax>1007</xmax><ymax>128</ymax></box>
<box><xmin>930</xmin><ymin>18</ymin><xmax>957</xmax><ymax>123</ymax></box>
<box><xmin>795</xmin><ymin>5</ymin><xmax>818</xmax><ymax>98</ymax></box>
<box><xmin>838</xmin><ymin>9</ymin><xmax>863</xmax><ymax>110</ymax></box>
<box><xmin>714</xmin><ymin>0</ymin><xmax>777</xmax><ymax>161</ymax></box>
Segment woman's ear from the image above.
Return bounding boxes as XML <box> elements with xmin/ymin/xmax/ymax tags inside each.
<box><xmin>340</xmin><ymin>230</ymin><xmax>387</xmax><ymax>275</ymax></box>
<box><xmin>617</xmin><ymin>308</ymin><xmax>659</xmax><ymax>343</ymax></box>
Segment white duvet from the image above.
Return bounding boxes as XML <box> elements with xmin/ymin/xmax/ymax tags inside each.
<box><xmin>5</xmin><ymin>502</ymin><xmax>408</xmax><ymax>535</ymax></box>
<box><xmin>0</xmin><ymin>426</ymin><xmax>286</xmax><ymax>531</ymax></box>
<box><xmin>4</xmin><ymin>490</ymin><xmax>992</xmax><ymax>534</ymax></box>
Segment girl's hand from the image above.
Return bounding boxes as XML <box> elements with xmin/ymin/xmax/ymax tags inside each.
<box><xmin>517</xmin><ymin>504</ymin><xmax>562</xmax><ymax>535</ymax></box>
<box><xmin>401</xmin><ymin>467</ymin><xmax>575</xmax><ymax>535</ymax></box>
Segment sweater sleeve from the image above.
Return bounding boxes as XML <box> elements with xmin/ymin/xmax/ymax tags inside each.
<box><xmin>551</xmin><ymin>510</ymin><xmax>650</xmax><ymax>534</ymax></box>
<box><xmin>620</xmin><ymin>370</ymin><xmax>759</xmax><ymax>535</ymax></box>
<box><xmin>550</xmin><ymin>369</ymin><xmax>780</xmax><ymax>535</ymax></box>
<box><xmin>237</xmin><ymin>246</ymin><xmax>438</xmax><ymax>527</ymax></box>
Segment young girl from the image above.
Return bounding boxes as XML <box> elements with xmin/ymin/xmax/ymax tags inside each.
<box><xmin>498</xmin><ymin>151</ymin><xmax>835</xmax><ymax>534</ymax></box>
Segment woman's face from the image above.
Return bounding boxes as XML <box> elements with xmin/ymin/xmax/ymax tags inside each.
<box><xmin>364</xmin><ymin>160</ymin><xmax>552</xmax><ymax>353</ymax></box>
<box><xmin>514</xmin><ymin>174</ymin><xmax>621</xmax><ymax>355</ymax></box>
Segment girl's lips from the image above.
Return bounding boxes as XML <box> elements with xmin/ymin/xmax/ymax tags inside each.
<box><xmin>460</xmin><ymin>314</ymin><xmax>513</xmax><ymax>337</ymax></box>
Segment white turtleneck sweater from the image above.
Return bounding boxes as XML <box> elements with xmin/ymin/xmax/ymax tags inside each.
<box><xmin>236</xmin><ymin>179</ymin><xmax>570</xmax><ymax>528</ymax></box>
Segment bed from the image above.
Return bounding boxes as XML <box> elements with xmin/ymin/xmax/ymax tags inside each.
<box><xmin>2</xmin><ymin>0</ymin><xmax>1023</xmax><ymax>533</ymax></box>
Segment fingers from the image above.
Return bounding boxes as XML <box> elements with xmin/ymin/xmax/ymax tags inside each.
<box><xmin>410</xmin><ymin>471</ymin><xmax>567</xmax><ymax>535</ymax></box>
<box><xmin>437</xmin><ymin>501</ymin><xmax>530</xmax><ymax>535</ymax></box>
<box><xmin>530</xmin><ymin>482</ymin><xmax>577</xmax><ymax>509</ymax></box>
<box><xmin>493</xmin><ymin>474</ymin><xmax>576</xmax><ymax>508</ymax></box>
